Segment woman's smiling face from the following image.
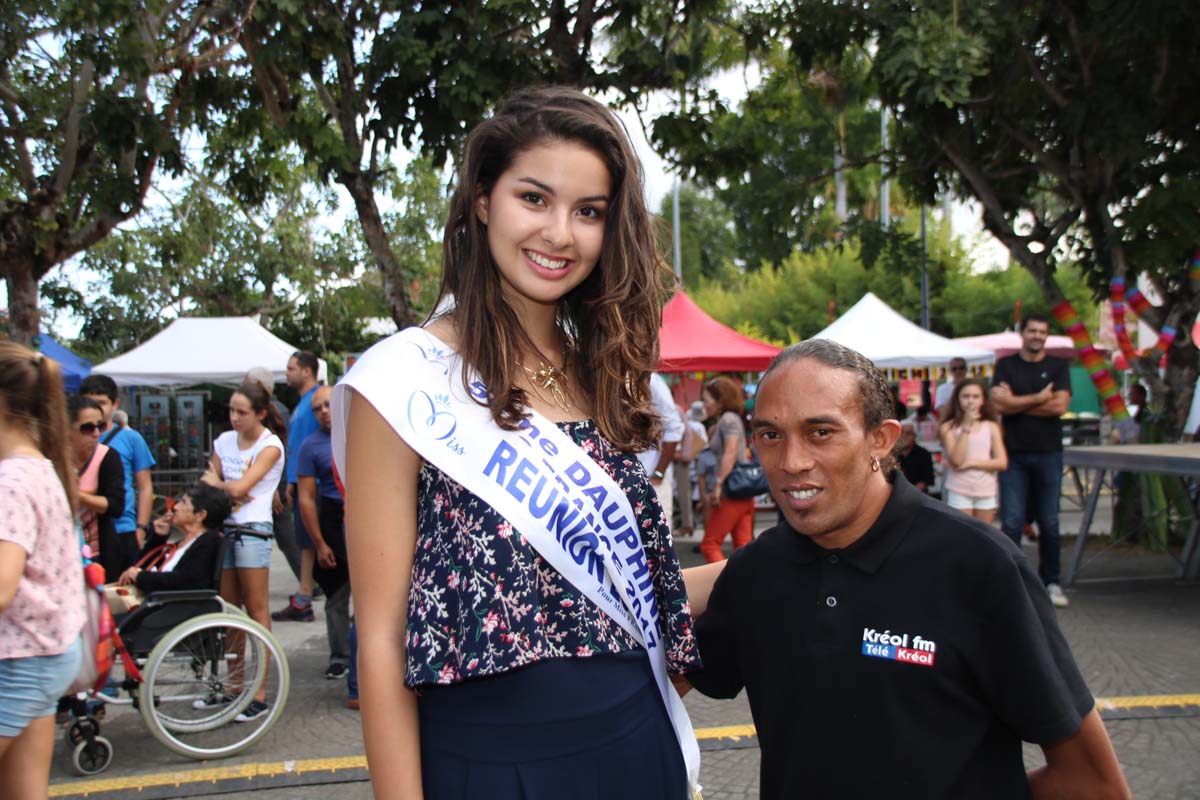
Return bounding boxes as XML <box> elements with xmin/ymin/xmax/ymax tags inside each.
<box><xmin>475</xmin><ymin>139</ymin><xmax>612</xmax><ymax>317</ymax></box>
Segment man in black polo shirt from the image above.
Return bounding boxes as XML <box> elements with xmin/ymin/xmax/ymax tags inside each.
<box><xmin>990</xmin><ymin>313</ymin><xmax>1072</xmax><ymax>607</ymax></box>
<box><xmin>683</xmin><ymin>339</ymin><xmax>1128</xmax><ymax>800</ymax></box>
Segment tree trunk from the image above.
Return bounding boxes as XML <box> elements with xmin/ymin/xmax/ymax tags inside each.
<box><xmin>4</xmin><ymin>259</ymin><xmax>40</xmax><ymax>346</ymax></box>
<box><xmin>340</xmin><ymin>173</ymin><xmax>416</xmax><ymax>330</ymax></box>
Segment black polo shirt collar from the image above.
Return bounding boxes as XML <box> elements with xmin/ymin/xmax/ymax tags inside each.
<box><xmin>783</xmin><ymin>473</ymin><xmax>923</xmax><ymax>574</ymax></box>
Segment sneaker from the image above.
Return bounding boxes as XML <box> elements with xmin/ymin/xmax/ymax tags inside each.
<box><xmin>346</xmin><ymin>697</ymin><xmax>360</xmax><ymax>711</ymax></box>
<box><xmin>312</xmin><ymin>586</ymin><xmax>325</xmax><ymax>600</ymax></box>
<box><xmin>192</xmin><ymin>691</ymin><xmax>236</xmax><ymax>710</ymax></box>
<box><xmin>235</xmin><ymin>699</ymin><xmax>269</xmax><ymax>722</ymax></box>
<box><xmin>324</xmin><ymin>663</ymin><xmax>349</xmax><ymax>680</ymax></box>
<box><xmin>271</xmin><ymin>598</ymin><xmax>315</xmax><ymax>622</ymax></box>
<box><xmin>1047</xmin><ymin>583</ymin><xmax>1069</xmax><ymax>608</ymax></box>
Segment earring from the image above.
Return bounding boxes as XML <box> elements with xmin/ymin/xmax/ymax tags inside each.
<box><xmin>870</xmin><ymin>456</ymin><xmax>881</xmax><ymax>472</ymax></box>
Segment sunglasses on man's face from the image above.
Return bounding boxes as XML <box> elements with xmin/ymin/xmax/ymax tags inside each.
<box><xmin>78</xmin><ymin>421</ymin><xmax>108</xmax><ymax>434</ymax></box>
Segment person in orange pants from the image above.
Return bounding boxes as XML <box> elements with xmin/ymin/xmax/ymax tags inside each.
<box><xmin>698</xmin><ymin>377</ymin><xmax>756</xmax><ymax>563</ymax></box>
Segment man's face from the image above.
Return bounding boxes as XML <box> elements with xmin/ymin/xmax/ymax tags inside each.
<box><xmin>949</xmin><ymin>360</ymin><xmax>967</xmax><ymax>383</ymax></box>
<box><xmin>312</xmin><ymin>386</ymin><xmax>332</xmax><ymax>433</ymax></box>
<box><xmin>83</xmin><ymin>393</ymin><xmax>116</xmax><ymax>424</ymax></box>
<box><xmin>1021</xmin><ymin>320</ymin><xmax>1050</xmax><ymax>354</ymax></box>
<box><xmin>285</xmin><ymin>357</ymin><xmax>303</xmax><ymax>390</ymax></box>
<box><xmin>753</xmin><ymin>359</ymin><xmax>897</xmax><ymax>550</ymax></box>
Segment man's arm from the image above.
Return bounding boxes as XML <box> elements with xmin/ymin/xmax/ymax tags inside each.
<box><xmin>135</xmin><ymin>468</ymin><xmax>154</xmax><ymax>543</ymax></box>
<box><xmin>991</xmin><ymin>381</ymin><xmax>1054</xmax><ymax>415</ymax></box>
<box><xmin>1028</xmin><ymin>709</ymin><xmax>1131</xmax><ymax>799</ymax></box>
<box><xmin>1025</xmin><ymin>390</ymin><xmax>1071</xmax><ymax>417</ymax></box>
<box><xmin>298</xmin><ymin>476</ymin><xmax>333</xmax><ymax>568</ymax></box>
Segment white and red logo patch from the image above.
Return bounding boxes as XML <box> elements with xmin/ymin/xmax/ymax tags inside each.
<box><xmin>861</xmin><ymin>627</ymin><xmax>937</xmax><ymax>667</ymax></box>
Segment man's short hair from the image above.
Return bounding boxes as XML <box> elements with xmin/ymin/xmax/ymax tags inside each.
<box><xmin>762</xmin><ymin>339</ymin><xmax>895</xmax><ymax>433</ymax></box>
<box><xmin>245</xmin><ymin>366</ymin><xmax>276</xmax><ymax>394</ymax></box>
<box><xmin>79</xmin><ymin>374</ymin><xmax>119</xmax><ymax>401</ymax></box>
<box><xmin>1021</xmin><ymin>313</ymin><xmax>1051</xmax><ymax>332</ymax></box>
<box><xmin>291</xmin><ymin>350</ymin><xmax>319</xmax><ymax>377</ymax></box>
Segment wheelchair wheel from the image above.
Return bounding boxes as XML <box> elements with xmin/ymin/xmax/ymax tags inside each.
<box><xmin>139</xmin><ymin>613</ymin><xmax>290</xmax><ymax>760</ymax></box>
<box><xmin>64</xmin><ymin>715</ymin><xmax>102</xmax><ymax>748</ymax></box>
<box><xmin>71</xmin><ymin>736</ymin><xmax>114</xmax><ymax>775</ymax></box>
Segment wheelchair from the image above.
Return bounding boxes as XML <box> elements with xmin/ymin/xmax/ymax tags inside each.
<box><xmin>63</xmin><ymin>533</ymin><xmax>290</xmax><ymax>775</ymax></box>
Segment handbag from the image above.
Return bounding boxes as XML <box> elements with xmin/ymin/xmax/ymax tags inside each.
<box><xmin>69</xmin><ymin>560</ymin><xmax>116</xmax><ymax>695</ymax></box>
<box><xmin>102</xmin><ymin>540</ymin><xmax>176</xmax><ymax>614</ymax></box>
<box><xmin>723</xmin><ymin>455</ymin><xmax>769</xmax><ymax>499</ymax></box>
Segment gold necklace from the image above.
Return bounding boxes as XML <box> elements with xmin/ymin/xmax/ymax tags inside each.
<box><xmin>523</xmin><ymin>360</ymin><xmax>571</xmax><ymax>412</ymax></box>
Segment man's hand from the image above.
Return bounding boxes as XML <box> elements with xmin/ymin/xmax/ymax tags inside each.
<box><xmin>992</xmin><ymin>382</ymin><xmax>1014</xmax><ymax>403</ymax></box>
<box><xmin>1037</xmin><ymin>382</ymin><xmax>1055</xmax><ymax>403</ymax></box>
<box><xmin>316</xmin><ymin>542</ymin><xmax>337</xmax><ymax>569</ymax></box>
<box><xmin>272</xmin><ymin>490</ymin><xmax>284</xmax><ymax>515</ymax></box>
<box><xmin>118</xmin><ymin>567</ymin><xmax>141</xmax><ymax>586</ymax></box>
<box><xmin>285</xmin><ymin>484</ymin><xmax>295</xmax><ymax>507</ymax></box>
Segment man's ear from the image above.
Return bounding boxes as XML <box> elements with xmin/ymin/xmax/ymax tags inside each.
<box><xmin>872</xmin><ymin>418</ymin><xmax>903</xmax><ymax>460</ymax></box>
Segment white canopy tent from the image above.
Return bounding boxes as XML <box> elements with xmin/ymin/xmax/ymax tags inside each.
<box><xmin>93</xmin><ymin>317</ymin><xmax>329</xmax><ymax>387</ymax></box>
<box><xmin>810</xmin><ymin>292</ymin><xmax>994</xmax><ymax>377</ymax></box>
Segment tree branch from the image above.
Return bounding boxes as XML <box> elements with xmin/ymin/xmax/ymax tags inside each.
<box><xmin>0</xmin><ymin>78</ymin><xmax>37</xmax><ymax>190</ymax></box>
<box><xmin>52</xmin><ymin>57</ymin><xmax>96</xmax><ymax>199</ymax></box>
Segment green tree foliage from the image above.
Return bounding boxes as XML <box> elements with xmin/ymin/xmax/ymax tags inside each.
<box><xmin>212</xmin><ymin>0</ymin><xmax>730</xmax><ymax>329</ymax></box>
<box><xmin>765</xmin><ymin>0</ymin><xmax>1200</xmax><ymax>431</ymax></box>
<box><xmin>0</xmin><ymin>0</ymin><xmax>253</xmax><ymax>343</ymax></box>
<box><xmin>689</xmin><ymin>217</ymin><xmax>1099</xmax><ymax>344</ymax></box>
<box><xmin>653</xmin><ymin>47</ymin><xmax>892</xmax><ymax>268</ymax></box>
<box><xmin>657</xmin><ymin>182</ymin><xmax>738</xmax><ymax>285</ymax></box>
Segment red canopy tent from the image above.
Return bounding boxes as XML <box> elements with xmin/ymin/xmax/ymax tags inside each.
<box><xmin>657</xmin><ymin>291</ymin><xmax>782</xmax><ymax>373</ymax></box>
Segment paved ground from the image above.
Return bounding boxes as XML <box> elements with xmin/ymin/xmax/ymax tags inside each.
<box><xmin>49</xmin><ymin>497</ymin><xmax>1200</xmax><ymax>799</ymax></box>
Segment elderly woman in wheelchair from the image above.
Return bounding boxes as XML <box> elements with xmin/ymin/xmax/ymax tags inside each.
<box><xmin>63</xmin><ymin>483</ymin><xmax>290</xmax><ymax>775</ymax></box>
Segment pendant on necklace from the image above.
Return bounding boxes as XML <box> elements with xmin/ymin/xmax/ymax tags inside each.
<box><xmin>524</xmin><ymin>361</ymin><xmax>570</xmax><ymax>412</ymax></box>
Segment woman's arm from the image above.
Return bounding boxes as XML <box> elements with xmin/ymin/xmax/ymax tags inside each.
<box><xmin>970</xmin><ymin>421</ymin><xmax>1009</xmax><ymax>473</ymax></box>
<box><xmin>134</xmin><ymin>534</ymin><xmax>220</xmax><ymax>593</ymax></box>
<box><xmin>939</xmin><ymin>421</ymin><xmax>972</xmax><ymax>470</ymax></box>
<box><xmin>683</xmin><ymin>561</ymin><xmax>727</xmax><ymax>619</ymax></box>
<box><xmin>344</xmin><ymin>390</ymin><xmax>424</xmax><ymax>800</ymax></box>
<box><xmin>712</xmin><ymin>420</ymin><xmax>739</xmax><ymax>504</ymax></box>
<box><xmin>211</xmin><ymin>446</ymin><xmax>282</xmax><ymax>500</ymax></box>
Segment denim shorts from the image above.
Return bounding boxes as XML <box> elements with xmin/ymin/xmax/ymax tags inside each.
<box><xmin>223</xmin><ymin>522</ymin><xmax>274</xmax><ymax>569</ymax></box>
<box><xmin>0</xmin><ymin>636</ymin><xmax>84</xmax><ymax>736</ymax></box>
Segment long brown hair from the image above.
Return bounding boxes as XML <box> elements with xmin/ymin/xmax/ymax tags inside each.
<box><xmin>943</xmin><ymin>378</ymin><xmax>999</xmax><ymax>428</ymax></box>
<box><xmin>703</xmin><ymin>376</ymin><xmax>745</xmax><ymax>417</ymax></box>
<box><xmin>0</xmin><ymin>342</ymin><xmax>78</xmax><ymax>512</ymax></box>
<box><xmin>435</xmin><ymin>86</ymin><xmax>668</xmax><ymax>451</ymax></box>
<box><xmin>233</xmin><ymin>382</ymin><xmax>288</xmax><ymax>449</ymax></box>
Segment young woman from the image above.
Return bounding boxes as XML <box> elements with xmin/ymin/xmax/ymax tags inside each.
<box><xmin>69</xmin><ymin>395</ymin><xmax>126</xmax><ymax>581</ymax></box>
<box><xmin>0</xmin><ymin>344</ymin><xmax>87</xmax><ymax>795</ymax></box>
<box><xmin>938</xmin><ymin>378</ymin><xmax>1008</xmax><ymax>523</ymax></box>
<box><xmin>698</xmin><ymin>376</ymin><xmax>756</xmax><ymax>563</ymax></box>
<box><xmin>201</xmin><ymin>382</ymin><xmax>285</xmax><ymax>720</ymax></box>
<box><xmin>336</xmin><ymin>87</ymin><xmax>700</xmax><ymax>800</ymax></box>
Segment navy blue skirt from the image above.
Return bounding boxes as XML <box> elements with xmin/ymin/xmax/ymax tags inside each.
<box><xmin>417</xmin><ymin>649</ymin><xmax>688</xmax><ymax>800</ymax></box>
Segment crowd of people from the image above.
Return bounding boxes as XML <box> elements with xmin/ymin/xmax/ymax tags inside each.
<box><xmin>2</xmin><ymin>85</ymin><xmax>1141</xmax><ymax>799</ymax></box>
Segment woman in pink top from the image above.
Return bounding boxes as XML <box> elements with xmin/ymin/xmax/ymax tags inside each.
<box><xmin>938</xmin><ymin>378</ymin><xmax>1008</xmax><ymax>524</ymax></box>
<box><xmin>0</xmin><ymin>343</ymin><xmax>87</xmax><ymax>795</ymax></box>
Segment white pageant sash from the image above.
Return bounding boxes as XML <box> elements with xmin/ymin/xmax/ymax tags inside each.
<box><xmin>331</xmin><ymin>327</ymin><xmax>700</xmax><ymax>796</ymax></box>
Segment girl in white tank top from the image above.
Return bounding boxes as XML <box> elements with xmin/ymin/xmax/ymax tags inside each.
<box><xmin>938</xmin><ymin>379</ymin><xmax>1008</xmax><ymax>523</ymax></box>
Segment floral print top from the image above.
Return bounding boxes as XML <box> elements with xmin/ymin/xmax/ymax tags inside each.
<box><xmin>406</xmin><ymin>419</ymin><xmax>701</xmax><ymax>687</ymax></box>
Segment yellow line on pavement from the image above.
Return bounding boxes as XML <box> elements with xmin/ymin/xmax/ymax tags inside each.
<box><xmin>1096</xmin><ymin>694</ymin><xmax>1200</xmax><ymax>710</ymax></box>
<box><xmin>49</xmin><ymin>755</ymin><xmax>367</xmax><ymax>797</ymax></box>
<box><xmin>49</xmin><ymin>694</ymin><xmax>1200</xmax><ymax>797</ymax></box>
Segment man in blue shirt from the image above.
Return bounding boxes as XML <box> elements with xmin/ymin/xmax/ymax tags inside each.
<box><xmin>296</xmin><ymin>385</ymin><xmax>351</xmax><ymax>679</ymax></box>
<box><xmin>273</xmin><ymin>350</ymin><xmax>322</xmax><ymax>621</ymax></box>
<box><xmin>80</xmin><ymin>375</ymin><xmax>157</xmax><ymax>572</ymax></box>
